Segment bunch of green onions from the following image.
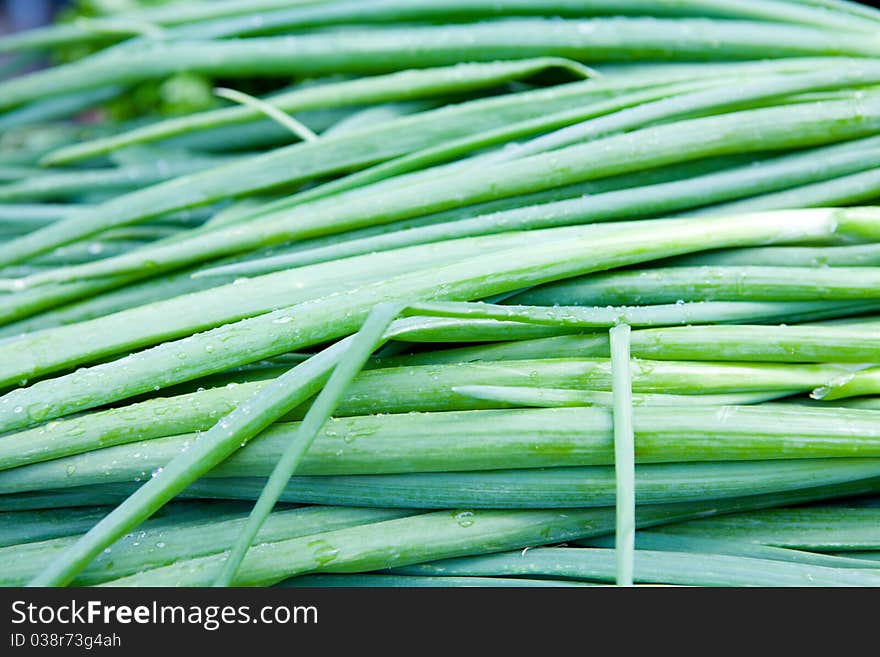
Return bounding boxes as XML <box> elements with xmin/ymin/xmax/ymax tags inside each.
<box><xmin>2</xmin><ymin>0</ymin><xmax>880</xmax><ymax>588</ymax></box>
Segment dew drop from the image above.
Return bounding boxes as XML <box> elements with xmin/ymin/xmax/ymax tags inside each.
<box><xmin>453</xmin><ymin>511</ymin><xmax>475</xmax><ymax>528</ymax></box>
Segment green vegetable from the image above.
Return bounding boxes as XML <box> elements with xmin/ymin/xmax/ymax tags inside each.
<box><xmin>2</xmin><ymin>208</ymin><xmax>871</xmax><ymax>432</ymax></box>
<box><xmin>610</xmin><ymin>324</ymin><xmax>635</xmax><ymax>586</ymax></box>
<box><xmin>43</xmin><ymin>59</ymin><xmax>593</xmax><ymax>165</ymax></box>
<box><xmin>392</xmin><ymin>546</ymin><xmax>880</xmax><ymax>586</ymax></box>
<box><xmin>5</xmin><ymin>1</ymin><xmax>880</xmax><ymax>590</ymax></box>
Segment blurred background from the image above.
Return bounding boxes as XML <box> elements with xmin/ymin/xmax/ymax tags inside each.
<box><xmin>1</xmin><ymin>2</ymin><xmax>180</xmax><ymax>35</ymax></box>
<box><xmin>0</xmin><ymin>1</ymin><xmax>213</xmax><ymax>118</ymax></box>
<box><xmin>1</xmin><ymin>1</ymin><xmax>64</xmax><ymax>34</ymax></box>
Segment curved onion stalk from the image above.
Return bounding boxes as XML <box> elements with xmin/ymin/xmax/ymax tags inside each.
<box><xmin>610</xmin><ymin>324</ymin><xmax>635</xmax><ymax>586</ymax></box>
<box><xmin>657</xmin><ymin>507</ymin><xmax>880</xmax><ymax>550</ymax></box>
<box><xmin>11</xmin><ymin>404</ymin><xmax>880</xmax><ymax>492</ymax></box>
<box><xmin>43</xmin><ymin>59</ymin><xmax>593</xmax><ymax>165</ymax></box>
<box><xmin>2</xmin><ymin>507</ymin><xmax>411</xmax><ymax>587</ymax></box>
<box><xmin>0</xmin><ymin>357</ymin><xmax>857</xmax><ymax>472</ymax></box>
<box><xmin>97</xmin><ymin>479</ymin><xmax>880</xmax><ymax>587</ymax></box>
<box><xmin>213</xmin><ymin>88</ymin><xmax>318</xmax><ymax>142</ymax></box>
<box><xmin>15</xmin><ymin>95</ymin><xmax>880</xmax><ymax>282</ymax></box>
<box><xmin>391</xmin><ymin>546</ymin><xmax>880</xmax><ymax>586</ymax></box>
<box><xmin>197</xmin><ymin>136</ymin><xmax>880</xmax><ymax>279</ymax></box>
<box><xmin>0</xmin><ymin>209</ymin><xmax>862</xmax><ymax>432</ymax></box>
<box><xmin>159</xmin><ymin>105</ymin><xmax>352</xmax><ymax>153</ymax></box>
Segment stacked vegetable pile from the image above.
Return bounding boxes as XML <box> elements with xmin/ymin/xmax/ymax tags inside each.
<box><xmin>2</xmin><ymin>0</ymin><xmax>880</xmax><ymax>588</ymax></box>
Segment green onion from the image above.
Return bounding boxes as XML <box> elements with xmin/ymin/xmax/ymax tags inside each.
<box><xmin>6</xmin><ymin>19</ymin><xmax>880</xmax><ymax>111</ymax></box>
<box><xmin>278</xmin><ymin>574</ymin><xmax>593</xmax><ymax>587</ymax></box>
<box><xmin>391</xmin><ymin>546</ymin><xmax>880</xmax><ymax>586</ymax></box>
<box><xmin>212</xmin><ymin>87</ymin><xmax>318</xmax><ymax>143</ymax></box>
<box><xmin>213</xmin><ymin>303</ymin><xmax>399</xmax><ymax>586</ymax></box>
<box><xmin>12</xmin><ymin>405</ymin><xmax>880</xmax><ymax>493</ymax></box>
<box><xmin>13</xmin><ymin>95</ymin><xmax>880</xmax><ymax>278</ymax></box>
<box><xmin>0</xmin><ymin>357</ymin><xmax>862</xmax><ymax>472</ymax></box>
<box><xmin>99</xmin><ymin>478</ymin><xmax>880</xmax><ymax>587</ymax></box>
<box><xmin>6</xmin><ymin>2</ymin><xmax>880</xmax><ymax>589</ymax></box>
<box><xmin>610</xmin><ymin>324</ymin><xmax>635</xmax><ymax>586</ymax></box>
<box><xmin>42</xmin><ymin>59</ymin><xmax>593</xmax><ymax>165</ymax></box>
<box><xmin>586</xmin><ymin>531</ymin><xmax>880</xmax><ymax>569</ymax></box>
<box><xmin>195</xmin><ymin>136</ymin><xmax>880</xmax><ymax>279</ymax></box>
<box><xmin>4</xmin><ymin>506</ymin><xmax>410</xmax><ymax>587</ymax></box>
<box><xmin>656</xmin><ymin>506</ymin><xmax>880</xmax><ymax>550</ymax></box>
<box><xmin>28</xmin><ymin>333</ymin><xmax>352</xmax><ymax>585</ymax></box>
<box><xmin>3</xmin><ymin>209</ymin><xmax>867</xmax><ymax>432</ymax></box>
